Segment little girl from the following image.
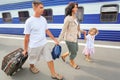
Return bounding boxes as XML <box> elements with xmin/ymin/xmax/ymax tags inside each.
<box><xmin>82</xmin><ymin>28</ymin><xmax>99</xmax><ymax>61</ymax></box>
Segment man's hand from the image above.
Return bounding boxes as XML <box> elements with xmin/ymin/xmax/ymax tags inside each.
<box><xmin>54</xmin><ymin>38</ymin><xmax>59</xmax><ymax>45</ymax></box>
<box><xmin>22</xmin><ymin>50</ymin><xmax>27</xmax><ymax>56</ymax></box>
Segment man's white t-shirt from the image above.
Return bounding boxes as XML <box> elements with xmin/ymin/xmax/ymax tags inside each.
<box><xmin>24</xmin><ymin>16</ymin><xmax>48</xmax><ymax>48</ymax></box>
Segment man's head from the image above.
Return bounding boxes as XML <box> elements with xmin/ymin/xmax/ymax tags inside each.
<box><xmin>32</xmin><ymin>0</ymin><xmax>44</xmax><ymax>15</ymax></box>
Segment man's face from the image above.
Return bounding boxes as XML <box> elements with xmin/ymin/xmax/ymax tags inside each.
<box><xmin>34</xmin><ymin>4</ymin><xmax>44</xmax><ymax>15</ymax></box>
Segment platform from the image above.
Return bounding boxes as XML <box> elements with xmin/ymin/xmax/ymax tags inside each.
<box><xmin>0</xmin><ymin>34</ymin><xmax>120</xmax><ymax>80</ymax></box>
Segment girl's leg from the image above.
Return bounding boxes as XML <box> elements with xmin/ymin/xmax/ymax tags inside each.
<box><xmin>85</xmin><ymin>53</ymin><xmax>91</xmax><ymax>61</ymax></box>
<box><xmin>88</xmin><ymin>54</ymin><xmax>92</xmax><ymax>61</ymax></box>
<box><xmin>85</xmin><ymin>52</ymin><xmax>88</xmax><ymax>60</ymax></box>
<box><xmin>88</xmin><ymin>54</ymin><xmax>90</xmax><ymax>59</ymax></box>
<box><xmin>85</xmin><ymin>54</ymin><xmax>88</xmax><ymax>61</ymax></box>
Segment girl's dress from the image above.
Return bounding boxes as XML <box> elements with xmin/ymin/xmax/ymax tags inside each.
<box><xmin>82</xmin><ymin>34</ymin><xmax>95</xmax><ymax>55</ymax></box>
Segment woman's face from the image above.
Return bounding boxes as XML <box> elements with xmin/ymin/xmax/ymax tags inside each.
<box><xmin>72</xmin><ymin>4</ymin><xmax>78</xmax><ymax>14</ymax></box>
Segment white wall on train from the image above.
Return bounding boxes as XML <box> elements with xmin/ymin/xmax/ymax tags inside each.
<box><xmin>0</xmin><ymin>1</ymin><xmax>120</xmax><ymax>18</ymax></box>
<box><xmin>79</xmin><ymin>1</ymin><xmax>120</xmax><ymax>14</ymax></box>
<box><xmin>43</xmin><ymin>1</ymin><xmax>120</xmax><ymax>15</ymax></box>
<box><xmin>0</xmin><ymin>8</ymin><xmax>33</xmax><ymax>18</ymax></box>
<box><xmin>45</xmin><ymin>6</ymin><xmax>65</xmax><ymax>16</ymax></box>
<box><xmin>46</xmin><ymin>1</ymin><xmax>120</xmax><ymax>15</ymax></box>
<box><xmin>0</xmin><ymin>24</ymin><xmax>120</xmax><ymax>31</ymax></box>
<box><xmin>0</xmin><ymin>0</ymin><xmax>32</xmax><ymax>5</ymax></box>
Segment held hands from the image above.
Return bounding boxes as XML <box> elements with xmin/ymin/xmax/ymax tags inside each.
<box><xmin>83</xmin><ymin>31</ymin><xmax>87</xmax><ymax>40</ymax></box>
<box><xmin>83</xmin><ymin>31</ymin><xmax>87</xmax><ymax>35</ymax></box>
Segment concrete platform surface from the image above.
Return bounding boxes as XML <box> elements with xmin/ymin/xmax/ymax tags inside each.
<box><xmin>0</xmin><ymin>34</ymin><xmax>120</xmax><ymax>80</ymax></box>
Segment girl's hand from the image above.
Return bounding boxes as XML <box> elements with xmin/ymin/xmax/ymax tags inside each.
<box><xmin>83</xmin><ymin>31</ymin><xmax>87</xmax><ymax>35</ymax></box>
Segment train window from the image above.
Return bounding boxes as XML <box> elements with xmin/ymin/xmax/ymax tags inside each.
<box><xmin>42</xmin><ymin>9</ymin><xmax>53</xmax><ymax>23</ymax></box>
<box><xmin>18</xmin><ymin>11</ymin><xmax>29</xmax><ymax>22</ymax></box>
<box><xmin>100</xmin><ymin>4</ymin><xmax>119</xmax><ymax>22</ymax></box>
<box><xmin>76</xmin><ymin>7</ymin><xmax>84</xmax><ymax>22</ymax></box>
<box><xmin>2</xmin><ymin>12</ymin><xmax>12</xmax><ymax>23</ymax></box>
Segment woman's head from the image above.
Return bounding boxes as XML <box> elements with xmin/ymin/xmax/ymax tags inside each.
<box><xmin>88</xmin><ymin>28</ymin><xmax>99</xmax><ymax>35</ymax></box>
<box><xmin>65</xmin><ymin>2</ymin><xmax>78</xmax><ymax>16</ymax></box>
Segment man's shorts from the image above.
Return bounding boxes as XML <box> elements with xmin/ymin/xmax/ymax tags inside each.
<box><xmin>28</xmin><ymin>44</ymin><xmax>53</xmax><ymax>64</ymax></box>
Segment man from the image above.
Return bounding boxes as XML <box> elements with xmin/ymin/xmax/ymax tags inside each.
<box><xmin>23</xmin><ymin>1</ymin><xmax>63</xmax><ymax>80</ymax></box>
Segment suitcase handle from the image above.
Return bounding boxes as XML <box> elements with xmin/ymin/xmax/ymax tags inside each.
<box><xmin>17</xmin><ymin>53</ymin><xmax>28</xmax><ymax>68</ymax></box>
<box><xmin>20</xmin><ymin>53</ymin><xmax>28</xmax><ymax>63</ymax></box>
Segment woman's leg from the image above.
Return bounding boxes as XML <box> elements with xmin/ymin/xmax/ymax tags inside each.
<box><xmin>61</xmin><ymin>52</ymin><xmax>69</xmax><ymax>62</ymax></box>
<box><xmin>66</xmin><ymin>41</ymin><xmax>79</xmax><ymax>69</ymax></box>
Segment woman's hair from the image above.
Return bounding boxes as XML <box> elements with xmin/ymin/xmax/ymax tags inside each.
<box><xmin>88</xmin><ymin>28</ymin><xmax>99</xmax><ymax>35</ymax></box>
<box><xmin>32</xmin><ymin>0</ymin><xmax>43</xmax><ymax>7</ymax></box>
<box><xmin>65</xmin><ymin>2</ymin><xmax>78</xmax><ymax>16</ymax></box>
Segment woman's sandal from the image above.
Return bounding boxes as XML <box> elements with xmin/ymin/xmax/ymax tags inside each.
<box><xmin>70</xmin><ymin>63</ymin><xmax>80</xmax><ymax>70</ymax></box>
<box><xmin>74</xmin><ymin>65</ymin><xmax>80</xmax><ymax>69</ymax></box>
<box><xmin>51</xmin><ymin>74</ymin><xmax>63</xmax><ymax>80</ymax></box>
<box><xmin>29</xmin><ymin>66</ymin><xmax>39</xmax><ymax>74</ymax></box>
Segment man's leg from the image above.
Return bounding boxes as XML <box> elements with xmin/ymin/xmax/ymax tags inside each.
<box><xmin>28</xmin><ymin>47</ymin><xmax>41</xmax><ymax>74</ymax></box>
<box><xmin>47</xmin><ymin>60</ymin><xmax>63</xmax><ymax>80</ymax></box>
<box><xmin>44</xmin><ymin>44</ymin><xmax>63</xmax><ymax>79</ymax></box>
<box><xmin>47</xmin><ymin>61</ymin><xmax>55</xmax><ymax>76</ymax></box>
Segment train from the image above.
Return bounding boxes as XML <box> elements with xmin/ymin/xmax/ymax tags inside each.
<box><xmin>0</xmin><ymin>0</ymin><xmax>120</xmax><ymax>41</ymax></box>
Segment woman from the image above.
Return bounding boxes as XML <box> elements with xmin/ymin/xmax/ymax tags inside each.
<box><xmin>58</xmin><ymin>2</ymin><xmax>86</xmax><ymax>69</ymax></box>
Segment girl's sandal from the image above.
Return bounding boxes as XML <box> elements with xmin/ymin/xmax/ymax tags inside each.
<box><xmin>85</xmin><ymin>58</ymin><xmax>92</xmax><ymax>62</ymax></box>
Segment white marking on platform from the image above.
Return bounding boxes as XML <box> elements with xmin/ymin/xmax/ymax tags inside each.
<box><xmin>0</xmin><ymin>35</ymin><xmax>120</xmax><ymax>49</ymax></box>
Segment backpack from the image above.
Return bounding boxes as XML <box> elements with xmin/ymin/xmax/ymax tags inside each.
<box><xmin>51</xmin><ymin>45</ymin><xmax>62</xmax><ymax>60</ymax></box>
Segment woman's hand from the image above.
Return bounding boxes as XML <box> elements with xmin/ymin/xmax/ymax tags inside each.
<box><xmin>83</xmin><ymin>31</ymin><xmax>87</xmax><ymax>40</ymax></box>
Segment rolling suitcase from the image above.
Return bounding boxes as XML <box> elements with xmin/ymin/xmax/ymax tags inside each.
<box><xmin>1</xmin><ymin>48</ymin><xmax>28</xmax><ymax>76</ymax></box>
